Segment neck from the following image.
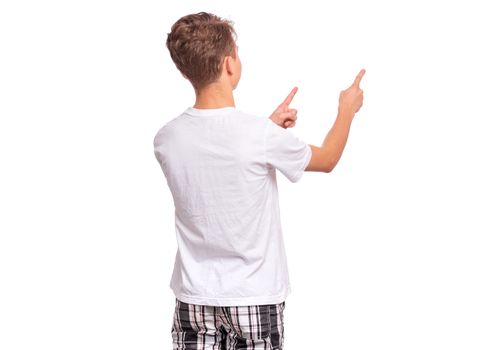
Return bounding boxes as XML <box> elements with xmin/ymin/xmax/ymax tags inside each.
<box><xmin>193</xmin><ymin>82</ymin><xmax>235</xmax><ymax>109</ymax></box>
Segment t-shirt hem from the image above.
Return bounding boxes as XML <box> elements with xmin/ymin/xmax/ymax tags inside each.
<box><xmin>172</xmin><ymin>286</ymin><xmax>291</xmax><ymax>307</ymax></box>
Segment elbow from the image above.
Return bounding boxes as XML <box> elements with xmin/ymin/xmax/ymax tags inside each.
<box><xmin>325</xmin><ymin>159</ymin><xmax>342</xmax><ymax>173</ymax></box>
<box><xmin>324</xmin><ymin>158</ymin><xmax>336</xmax><ymax>173</ymax></box>
<box><xmin>319</xmin><ymin>149</ymin><xmax>334</xmax><ymax>173</ymax></box>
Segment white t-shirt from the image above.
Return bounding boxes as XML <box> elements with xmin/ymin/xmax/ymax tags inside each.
<box><xmin>153</xmin><ymin>106</ymin><xmax>312</xmax><ymax>306</ymax></box>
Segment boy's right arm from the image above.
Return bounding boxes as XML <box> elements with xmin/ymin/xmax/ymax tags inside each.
<box><xmin>305</xmin><ymin>69</ymin><xmax>366</xmax><ymax>173</ymax></box>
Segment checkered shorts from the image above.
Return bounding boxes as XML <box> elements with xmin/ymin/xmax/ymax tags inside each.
<box><xmin>171</xmin><ymin>298</ymin><xmax>286</xmax><ymax>350</ymax></box>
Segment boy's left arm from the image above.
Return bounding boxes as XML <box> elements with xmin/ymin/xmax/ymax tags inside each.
<box><xmin>269</xmin><ymin>87</ymin><xmax>299</xmax><ymax>129</ymax></box>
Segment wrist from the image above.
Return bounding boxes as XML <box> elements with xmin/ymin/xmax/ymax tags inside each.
<box><xmin>337</xmin><ymin>106</ymin><xmax>355</xmax><ymax>120</ymax></box>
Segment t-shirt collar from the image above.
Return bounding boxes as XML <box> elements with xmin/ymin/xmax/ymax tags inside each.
<box><xmin>184</xmin><ymin>106</ymin><xmax>236</xmax><ymax>117</ymax></box>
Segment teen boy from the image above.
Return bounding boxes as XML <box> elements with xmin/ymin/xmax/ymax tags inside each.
<box><xmin>154</xmin><ymin>11</ymin><xmax>365</xmax><ymax>350</ymax></box>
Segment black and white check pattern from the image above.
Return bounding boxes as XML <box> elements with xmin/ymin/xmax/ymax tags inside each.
<box><xmin>172</xmin><ymin>298</ymin><xmax>286</xmax><ymax>350</ymax></box>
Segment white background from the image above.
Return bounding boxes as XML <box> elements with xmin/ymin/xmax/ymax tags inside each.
<box><xmin>1</xmin><ymin>0</ymin><xmax>489</xmax><ymax>349</ymax></box>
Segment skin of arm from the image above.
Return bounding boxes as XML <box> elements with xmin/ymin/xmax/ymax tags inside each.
<box><xmin>306</xmin><ymin>69</ymin><xmax>366</xmax><ymax>173</ymax></box>
<box><xmin>268</xmin><ymin>69</ymin><xmax>365</xmax><ymax>172</ymax></box>
<box><xmin>306</xmin><ymin>108</ymin><xmax>355</xmax><ymax>173</ymax></box>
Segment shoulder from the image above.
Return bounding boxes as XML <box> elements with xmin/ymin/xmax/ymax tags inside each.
<box><xmin>234</xmin><ymin>109</ymin><xmax>267</xmax><ymax>121</ymax></box>
<box><xmin>233</xmin><ymin>110</ymin><xmax>293</xmax><ymax>139</ymax></box>
<box><xmin>232</xmin><ymin>109</ymin><xmax>274</xmax><ymax>131</ymax></box>
<box><xmin>153</xmin><ymin>113</ymin><xmax>186</xmax><ymax>147</ymax></box>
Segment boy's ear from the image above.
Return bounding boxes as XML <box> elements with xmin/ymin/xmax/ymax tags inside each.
<box><xmin>223</xmin><ymin>55</ymin><xmax>233</xmax><ymax>75</ymax></box>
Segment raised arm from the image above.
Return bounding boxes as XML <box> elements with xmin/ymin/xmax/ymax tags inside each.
<box><xmin>305</xmin><ymin>69</ymin><xmax>366</xmax><ymax>173</ymax></box>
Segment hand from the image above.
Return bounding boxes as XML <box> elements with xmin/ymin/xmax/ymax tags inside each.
<box><xmin>338</xmin><ymin>69</ymin><xmax>366</xmax><ymax>115</ymax></box>
<box><xmin>269</xmin><ymin>87</ymin><xmax>299</xmax><ymax>129</ymax></box>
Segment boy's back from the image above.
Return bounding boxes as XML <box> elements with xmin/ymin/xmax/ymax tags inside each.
<box><xmin>158</xmin><ymin>11</ymin><xmax>364</xmax><ymax>349</ymax></box>
<box><xmin>154</xmin><ymin>106</ymin><xmax>312</xmax><ymax>306</ymax></box>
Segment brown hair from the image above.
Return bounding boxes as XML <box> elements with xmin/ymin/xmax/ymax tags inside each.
<box><xmin>166</xmin><ymin>12</ymin><xmax>238</xmax><ymax>92</ymax></box>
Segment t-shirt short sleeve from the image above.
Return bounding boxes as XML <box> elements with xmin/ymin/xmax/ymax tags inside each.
<box><xmin>264</xmin><ymin>119</ymin><xmax>312</xmax><ymax>183</ymax></box>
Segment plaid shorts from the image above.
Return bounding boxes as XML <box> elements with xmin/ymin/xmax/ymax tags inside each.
<box><xmin>171</xmin><ymin>298</ymin><xmax>286</xmax><ymax>350</ymax></box>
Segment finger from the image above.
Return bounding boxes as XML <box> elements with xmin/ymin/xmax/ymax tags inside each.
<box><xmin>284</xmin><ymin>110</ymin><xmax>297</xmax><ymax>121</ymax></box>
<box><xmin>352</xmin><ymin>69</ymin><xmax>366</xmax><ymax>88</ymax></box>
<box><xmin>284</xmin><ymin>112</ymin><xmax>297</xmax><ymax>127</ymax></box>
<box><xmin>288</xmin><ymin>108</ymin><xmax>297</xmax><ymax>118</ymax></box>
<box><xmin>281</xmin><ymin>86</ymin><xmax>298</xmax><ymax>107</ymax></box>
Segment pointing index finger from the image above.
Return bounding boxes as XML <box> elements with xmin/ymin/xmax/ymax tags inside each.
<box><xmin>352</xmin><ymin>69</ymin><xmax>366</xmax><ymax>87</ymax></box>
<box><xmin>281</xmin><ymin>86</ymin><xmax>298</xmax><ymax>106</ymax></box>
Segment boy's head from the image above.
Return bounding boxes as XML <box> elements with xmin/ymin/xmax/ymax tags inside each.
<box><xmin>166</xmin><ymin>12</ymin><xmax>241</xmax><ymax>93</ymax></box>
